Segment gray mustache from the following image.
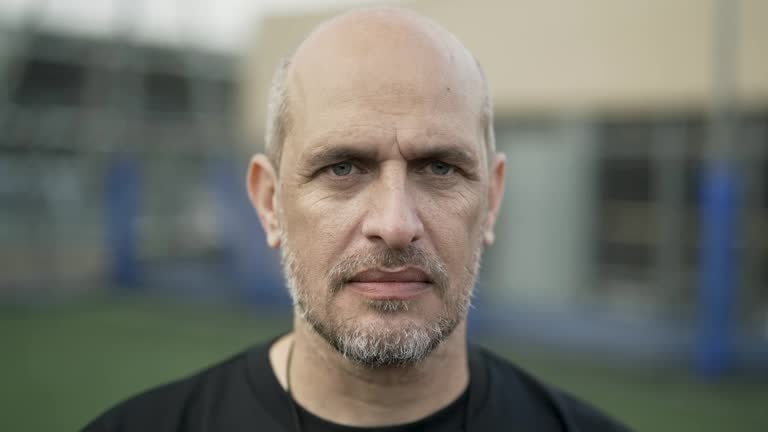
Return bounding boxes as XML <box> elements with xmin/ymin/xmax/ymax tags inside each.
<box><xmin>327</xmin><ymin>245</ymin><xmax>449</xmax><ymax>296</ymax></box>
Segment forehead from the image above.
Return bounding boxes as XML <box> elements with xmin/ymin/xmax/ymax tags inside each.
<box><xmin>289</xmin><ymin>79</ymin><xmax>484</xmax><ymax>166</ymax></box>
<box><xmin>297</xmin><ymin>116</ymin><xmax>479</xmax><ymax>168</ymax></box>
<box><xmin>283</xmin><ymin>11</ymin><xmax>486</xmax><ymax>162</ymax></box>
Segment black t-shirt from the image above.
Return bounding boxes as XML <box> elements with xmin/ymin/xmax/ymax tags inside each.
<box><xmin>295</xmin><ymin>387</ymin><xmax>468</xmax><ymax>432</ymax></box>
<box><xmin>82</xmin><ymin>338</ymin><xmax>630</xmax><ymax>432</ymax></box>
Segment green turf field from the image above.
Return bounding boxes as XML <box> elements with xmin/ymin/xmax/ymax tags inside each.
<box><xmin>1</xmin><ymin>298</ymin><xmax>766</xmax><ymax>431</ymax></box>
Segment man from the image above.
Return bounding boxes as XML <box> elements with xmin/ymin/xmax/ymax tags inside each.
<box><xmin>84</xmin><ymin>7</ymin><xmax>629</xmax><ymax>432</ymax></box>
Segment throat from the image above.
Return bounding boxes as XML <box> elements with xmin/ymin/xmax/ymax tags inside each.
<box><xmin>281</xmin><ymin>320</ymin><xmax>470</xmax><ymax>427</ymax></box>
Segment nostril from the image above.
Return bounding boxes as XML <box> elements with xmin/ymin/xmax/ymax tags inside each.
<box><xmin>363</xmin><ymin>219</ymin><xmax>423</xmax><ymax>250</ymax></box>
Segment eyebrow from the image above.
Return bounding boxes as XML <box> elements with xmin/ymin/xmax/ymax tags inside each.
<box><xmin>411</xmin><ymin>146</ymin><xmax>479</xmax><ymax>170</ymax></box>
<box><xmin>301</xmin><ymin>145</ymin><xmax>379</xmax><ymax>171</ymax></box>
<box><xmin>299</xmin><ymin>141</ymin><xmax>480</xmax><ymax>172</ymax></box>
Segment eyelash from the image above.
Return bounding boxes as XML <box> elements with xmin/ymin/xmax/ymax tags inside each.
<box><xmin>324</xmin><ymin>162</ymin><xmax>365</xmax><ymax>177</ymax></box>
<box><xmin>321</xmin><ymin>160</ymin><xmax>459</xmax><ymax>178</ymax></box>
<box><xmin>422</xmin><ymin>161</ymin><xmax>455</xmax><ymax>176</ymax></box>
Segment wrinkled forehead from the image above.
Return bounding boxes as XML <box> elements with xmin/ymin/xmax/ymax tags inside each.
<box><xmin>286</xmin><ymin>10</ymin><xmax>485</xmax><ymax>149</ymax></box>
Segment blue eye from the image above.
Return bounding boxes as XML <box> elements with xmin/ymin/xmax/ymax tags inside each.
<box><xmin>429</xmin><ymin>161</ymin><xmax>453</xmax><ymax>176</ymax></box>
<box><xmin>330</xmin><ymin>162</ymin><xmax>353</xmax><ymax>176</ymax></box>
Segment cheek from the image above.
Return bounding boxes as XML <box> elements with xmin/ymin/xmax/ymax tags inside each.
<box><xmin>418</xmin><ymin>187</ymin><xmax>486</xmax><ymax>266</ymax></box>
<box><xmin>282</xmin><ymin>188</ymin><xmax>364</xmax><ymax>269</ymax></box>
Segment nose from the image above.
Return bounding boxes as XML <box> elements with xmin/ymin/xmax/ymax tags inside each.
<box><xmin>361</xmin><ymin>170</ymin><xmax>424</xmax><ymax>250</ymax></box>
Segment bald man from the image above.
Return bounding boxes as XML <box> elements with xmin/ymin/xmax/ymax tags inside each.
<box><xmin>83</xmin><ymin>7</ymin><xmax>629</xmax><ymax>432</ymax></box>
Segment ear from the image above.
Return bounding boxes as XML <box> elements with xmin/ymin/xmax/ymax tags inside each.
<box><xmin>246</xmin><ymin>154</ymin><xmax>282</xmax><ymax>248</ymax></box>
<box><xmin>482</xmin><ymin>153</ymin><xmax>506</xmax><ymax>246</ymax></box>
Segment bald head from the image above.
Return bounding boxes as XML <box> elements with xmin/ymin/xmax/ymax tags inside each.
<box><xmin>263</xmin><ymin>7</ymin><xmax>494</xmax><ymax>172</ymax></box>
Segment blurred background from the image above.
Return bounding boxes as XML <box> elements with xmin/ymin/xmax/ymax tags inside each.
<box><xmin>1</xmin><ymin>0</ymin><xmax>767</xmax><ymax>430</ymax></box>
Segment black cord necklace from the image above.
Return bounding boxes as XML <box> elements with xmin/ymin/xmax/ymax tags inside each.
<box><xmin>284</xmin><ymin>339</ymin><xmax>471</xmax><ymax>432</ymax></box>
<box><xmin>285</xmin><ymin>339</ymin><xmax>303</xmax><ymax>432</ymax></box>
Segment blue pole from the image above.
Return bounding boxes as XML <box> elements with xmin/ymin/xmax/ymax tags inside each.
<box><xmin>107</xmin><ymin>156</ymin><xmax>140</xmax><ymax>289</ymax></box>
<box><xmin>695</xmin><ymin>162</ymin><xmax>737</xmax><ymax>377</ymax></box>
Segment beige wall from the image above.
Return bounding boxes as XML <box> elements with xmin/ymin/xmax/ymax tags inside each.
<box><xmin>241</xmin><ymin>0</ymin><xmax>768</xmax><ymax>143</ymax></box>
<box><xmin>738</xmin><ymin>0</ymin><xmax>768</xmax><ymax>107</ymax></box>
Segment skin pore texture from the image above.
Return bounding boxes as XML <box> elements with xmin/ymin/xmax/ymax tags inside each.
<box><xmin>246</xmin><ymin>7</ymin><xmax>506</xmax><ymax>428</ymax></box>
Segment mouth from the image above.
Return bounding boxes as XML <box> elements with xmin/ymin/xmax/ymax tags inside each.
<box><xmin>346</xmin><ymin>267</ymin><xmax>433</xmax><ymax>300</ymax></box>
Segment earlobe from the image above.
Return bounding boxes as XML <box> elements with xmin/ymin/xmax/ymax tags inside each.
<box><xmin>483</xmin><ymin>231</ymin><xmax>495</xmax><ymax>246</ymax></box>
<box><xmin>246</xmin><ymin>154</ymin><xmax>282</xmax><ymax>248</ymax></box>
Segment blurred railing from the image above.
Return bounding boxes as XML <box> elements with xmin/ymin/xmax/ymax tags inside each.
<box><xmin>1</xmin><ymin>10</ymin><xmax>766</xmax><ymax>374</ymax></box>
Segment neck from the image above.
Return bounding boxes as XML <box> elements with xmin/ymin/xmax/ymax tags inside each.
<box><xmin>269</xmin><ymin>315</ymin><xmax>469</xmax><ymax>427</ymax></box>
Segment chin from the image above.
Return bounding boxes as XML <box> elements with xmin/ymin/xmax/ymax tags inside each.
<box><xmin>327</xmin><ymin>315</ymin><xmax>455</xmax><ymax>367</ymax></box>
<box><xmin>304</xmin><ymin>298</ymin><xmax>459</xmax><ymax>367</ymax></box>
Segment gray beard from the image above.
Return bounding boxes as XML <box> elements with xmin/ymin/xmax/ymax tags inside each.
<box><xmin>304</xmin><ymin>304</ymin><xmax>455</xmax><ymax>367</ymax></box>
<box><xmin>279</xmin><ymin>230</ymin><xmax>481</xmax><ymax>368</ymax></box>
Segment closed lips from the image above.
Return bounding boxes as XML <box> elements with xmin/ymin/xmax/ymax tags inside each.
<box><xmin>347</xmin><ymin>268</ymin><xmax>433</xmax><ymax>300</ymax></box>
<box><xmin>349</xmin><ymin>268</ymin><xmax>432</xmax><ymax>283</ymax></box>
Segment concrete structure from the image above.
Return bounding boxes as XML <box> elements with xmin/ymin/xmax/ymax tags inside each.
<box><xmin>244</xmin><ymin>0</ymin><xmax>768</xmax><ymax>126</ymax></box>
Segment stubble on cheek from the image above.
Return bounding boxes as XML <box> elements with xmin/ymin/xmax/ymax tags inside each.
<box><xmin>275</xmin><ymin>175</ymin><xmax>488</xmax><ymax>366</ymax></box>
<box><xmin>279</xmin><ymin>187</ymin><xmax>486</xmax><ymax>315</ymax></box>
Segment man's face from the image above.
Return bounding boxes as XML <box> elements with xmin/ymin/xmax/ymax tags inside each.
<box><xmin>252</xmin><ymin>19</ymin><xmax>504</xmax><ymax>367</ymax></box>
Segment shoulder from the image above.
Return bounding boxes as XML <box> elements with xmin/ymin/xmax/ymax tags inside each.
<box><xmin>551</xmin><ymin>391</ymin><xmax>632</xmax><ymax>432</ymax></box>
<box><xmin>81</xmin><ymin>343</ymin><xmax>268</xmax><ymax>432</ymax></box>
<box><xmin>470</xmin><ymin>346</ymin><xmax>632</xmax><ymax>432</ymax></box>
